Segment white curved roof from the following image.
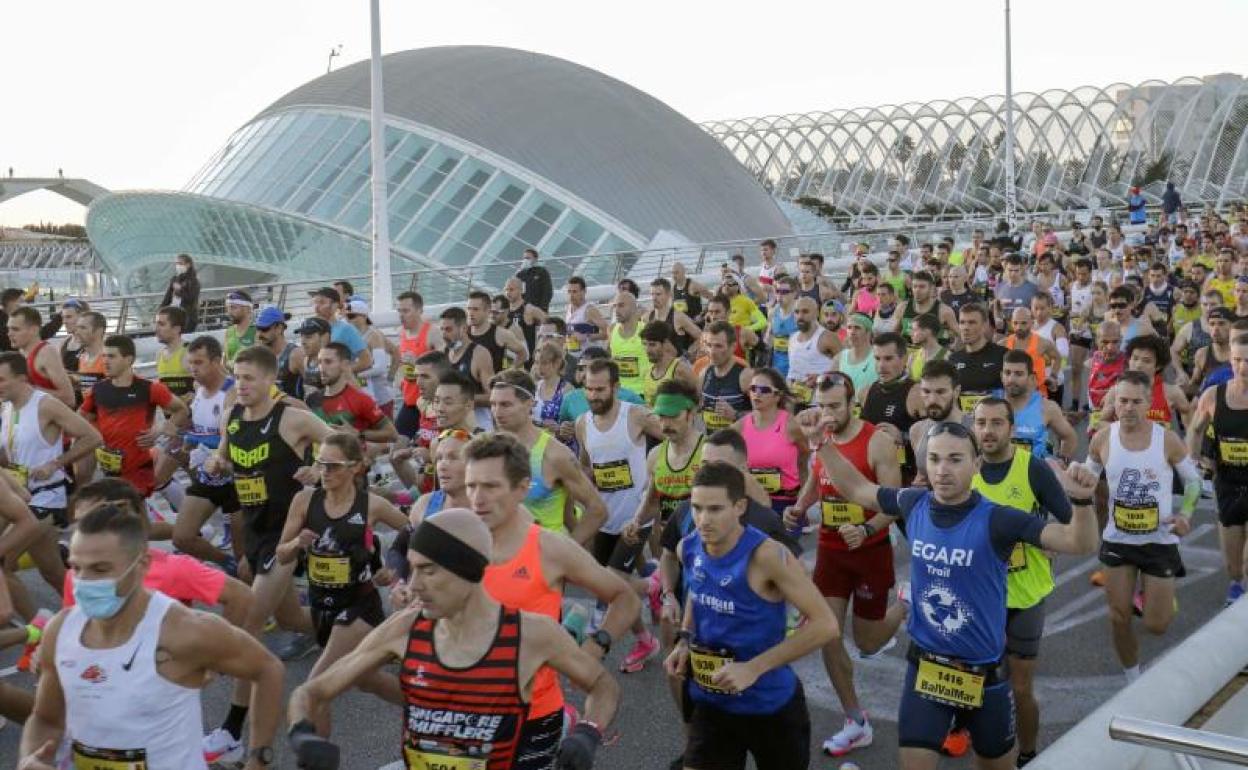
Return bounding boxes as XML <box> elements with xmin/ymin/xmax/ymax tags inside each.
<box><xmin>255</xmin><ymin>45</ymin><xmax>792</xmax><ymax>243</ymax></box>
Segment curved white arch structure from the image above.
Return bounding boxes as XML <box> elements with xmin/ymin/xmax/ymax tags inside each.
<box><xmin>703</xmin><ymin>74</ymin><xmax>1248</xmax><ymax>216</ymax></box>
<box><xmin>0</xmin><ymin>177</ymin><xmax>110</xmax><ymax>207</ymax></box>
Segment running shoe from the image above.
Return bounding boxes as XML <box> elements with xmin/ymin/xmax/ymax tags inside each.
<box><xmin>646</xmin><ymin>569</ymin><xmax>663</xmax><ymax>624</ymax></box>
<box><xmin>618</xmin><ymin>636</ymin><xmax>659</xmax><ymax>673</ymax></box>
<box><xmin>216</xmin><ymin>513</ymin><xmax>233</xmax><ymax>551</ymax></box>
<box><xmin>202</xmin><ymin>727</ymin><xmax>244</xmax><ymax>765</ymax></box>
<box><xmin>277</xmin><ymin>633</ymin><xmax>318</xmax><ymax>662</ymax></box>
<box><xmin>821</xmin><ymin>715</ymin><xmax>874</xmax><ymax>756</ymax></box>
<box><xmin>1227</xmin><ymin>582</ymin><xmax>1245</xmax><ymax>607</ymax></box>
<box><xmin>851</xmin><ymin>636</ymin><xmax>897</xmax><ymax>661</ymax></box>
<box><xmin>941</xmin><ymin>727</ymin><xmax>971</xmax><ymax>757</ymax></box>
<box><xmin>1132</xmin><ymin>589</ymin><xmax>1145</xmax><ymax>617</ymax></box>
<box><xmin>17</xmin><ymin>609</ymin><xmax>53</xmax><ymax>672</ymax></box>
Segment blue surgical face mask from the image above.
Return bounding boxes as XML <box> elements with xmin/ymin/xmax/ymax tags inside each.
<box><xmin>73</xmin><ymin>557</ymin><xmax>141</xmax><ymax>620</ymax></box>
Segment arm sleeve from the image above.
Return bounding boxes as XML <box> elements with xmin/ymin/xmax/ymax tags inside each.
<box><xmin>1028</xmin><ymin>456</ymin><xmax>1073</xmax><ymax>524</ymax></box>
<box><xmin>876</xmin><ymin>487</ymin><xmax>924</xmax><ymax>520</ymax></box>
<box><xmin>988</xmin><ymin>505</ymin><xmax>1048</xmax><ymax>560</ymax></box>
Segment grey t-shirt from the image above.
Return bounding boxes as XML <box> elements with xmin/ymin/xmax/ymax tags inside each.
<box><xmin>996</xmin><ymin>279</ymin><xmax>1040</xmax><ymax>318</ymax></box>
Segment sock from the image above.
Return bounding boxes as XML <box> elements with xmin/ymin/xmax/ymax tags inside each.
<box><xmin>223</xmin><ymin>703</ymin><xmax>249</xmax><ymax>740</ymax></box>
<box><xmin>845</xmin><ymin>707</ymin><xmax>866</xmax><ymax>725</ymax></box>
<box><xmin>1123</xmin><ymin>664</ymin><xmax>1141</xmax><ymax>682</ymax></box>
<box><xmin>159</xmin><ymin>479</ymin><xmax>186</xmax><ymax>512</ymax></box>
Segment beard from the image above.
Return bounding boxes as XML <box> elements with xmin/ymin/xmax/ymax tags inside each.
<box><xmin>589</xmin><ymin>395</ymin><xmax>615</xmax><ymax>416</ymax></box>
<box><xmin>926</xmin><ymin>400</ymin><xmax>954</xmax><ymax>421</ymax></box>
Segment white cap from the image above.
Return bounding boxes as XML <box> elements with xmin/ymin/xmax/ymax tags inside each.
<box><xmin>346</xmin><ymin>296</ymin><xmax>370</xmax><ymax>316</ymax></box>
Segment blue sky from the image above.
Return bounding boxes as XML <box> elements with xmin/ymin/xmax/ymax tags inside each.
<box><xmin>3</xmin><ymin>0</ymin><xmax>1244</xmax><ymax>226</ymax></box>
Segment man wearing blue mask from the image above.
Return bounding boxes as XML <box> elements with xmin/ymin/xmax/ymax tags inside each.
<box><xmin>17</xmin><ymin>504</ymin><xmax>283</xmax><ymax>770</ymax></box>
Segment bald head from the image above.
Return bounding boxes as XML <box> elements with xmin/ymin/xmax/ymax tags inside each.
<box><xmin>613</xmin><ymin>291</ymin><xmax>637</xmax><ymax>322</ymax></box>
<box><xmin>425</xmin><ymin>508</ymin><xmax>492</xmax><ymax>562</ymax></box>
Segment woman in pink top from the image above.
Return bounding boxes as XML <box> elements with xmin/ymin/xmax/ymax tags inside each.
<box><xmin>735</xmin><ymin>368</ymin><xmax>809</xmax><ymax>516</ymax></box>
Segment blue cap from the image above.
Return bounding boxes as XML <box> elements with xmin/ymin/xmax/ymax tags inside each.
<box><xmin>255</xmin><ymin>305</ymin><xmax>290</xmax><ymax>330</ymax></box>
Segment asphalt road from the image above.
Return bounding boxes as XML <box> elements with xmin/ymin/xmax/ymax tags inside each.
<box><xmin>0</xmin><ymin>496</ymin><xmax>1231</xmax><ymax>770</ymax></box>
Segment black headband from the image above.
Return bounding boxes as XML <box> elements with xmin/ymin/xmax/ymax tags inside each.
<box><xmin>410</xmin><ymin>521</ymin><xmax>488</xmax><ymax>583</ymax></box>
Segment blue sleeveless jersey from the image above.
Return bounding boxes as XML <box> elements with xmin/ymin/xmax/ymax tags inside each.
<box><xmin>682</xmin><ymin>526</ymin><xmax>795</xmax><ymax>714</ymax></box>
<box><xmin>770</xmin><ymin>310</ymin><xmax>798</xmax><ymax>378</ymax></box>
<box><xmin>997</xmin><ymin>389</ymin><xmax>1048</xmax><ymax>458</ymax></box>
<box><xmin>906</xmin><ymin>492</ymin><xmax>1008</xmax><ymax>664</ymax></box>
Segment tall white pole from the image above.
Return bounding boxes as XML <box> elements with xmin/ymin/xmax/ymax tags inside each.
<box><xmin>1002</xmin><ymin>0</ymin><xmax>1018</xmax><ymax>229</ymax></box>
<box><xmin>368</xmin><ymin>0</ymin><xmax>394</xmax><ymax>312</ymax></box>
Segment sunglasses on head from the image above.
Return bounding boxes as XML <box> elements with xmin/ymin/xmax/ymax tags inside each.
<box><xmin>438</xmin><ymin>428</ymin><xmax>472</xmax><ymax>442</ymax></box>
<box><xmin>924</xmin><ymin>420</ymin><xmax>980</xmax><ymax>454</ymax></box>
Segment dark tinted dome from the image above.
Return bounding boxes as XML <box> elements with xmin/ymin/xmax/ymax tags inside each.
<box><xmin>256</xmin><ymin>46</ymin><xmax>791</xmax><ymax>243</ymax></box>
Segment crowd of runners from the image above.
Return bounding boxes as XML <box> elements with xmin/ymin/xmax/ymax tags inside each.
<box><xmin>4</xmin><ymin>205</ymin><xmax>1248</xmax><ymax>769</ymax></box>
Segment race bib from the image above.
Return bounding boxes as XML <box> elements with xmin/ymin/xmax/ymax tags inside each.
<box><xmin>1089</xmin><ymin>410</ymin><xmax>1103</xmax><ymax>431</ymax></box>
<box><xmin>95</xmin><ymin>447</ymin><xmax>123</xmax><ymax>475</ymax></box>
<box><xmin>788</xmin><ymin>380</ymin><xmax>812</xmax><ymax>404</ymax></box>
<box><xmin>690</xmin><ymin>644</ymin><xmax>735</xmax><ymax>695</ymax></box>
<box><xmin>72</xmin><ymin>741</ymin><xmax>147</xmax><ymax>770</ymax></box>
<box><xmin>566</xmin><ymin>336</ymin><xmax>582</xmax><ymax>352</ymax></box>
<box><xmin>702</xmin><ymin>409</ymin><xmax>731</xmax><ymax>431</ymax></box>
<box><xmin>773</xmin><ymin>336</ymin><xmax>790</xmax><ymax>352</ymax></box>
<box><xmin>1008</xmin><ymin>543</ymin><xmax>1028</xmax><ymax>573</ymax></box>
<box><xmin>616</xmin><ymin>357</ymin><xmax>640</xmax><ymax>379</ymax></box>
<box><xmin>403</xmin><ymin>746</ymin><xmax>487</xmax><ymax>770</ymax></box>
<box><xmin>592</xmin><ymin>459</ymin><xmax>634</xmax><ymax>492</ymax></box>
<box><xmin>914</xmin><ymin>656</ymin><xmax>985</xmax><ymax>709</ymax></box>
<box><xmin>674</xmin><ymin>299</ymin><xmax>688</xmax><ymax>314</ymax></box>
<box><xmin>1011</xmin><ymin>437</ymin><xmax>1034</xmax><ymax>451</ymax></box>
<box><xmin>1113</xmin><ymin>501</ymin><xmax>1160</xmax><ymax>534</ymax></box>
<box><xmin>958</xmin><ymin>393</ymin><xmax>986</xmax><ymax>414</ymax></box>
<box><xmin>3</xmin><ymin>465</ymin><xmax>28</xmax><ymax>489</ymax></box>
<box><xmin>402</xmin><ymin>363</ymin><xmax>418</xmax><ymax>382</ymax></box>
<box><xmin>308</xmin><ymin>552</ymin><xmax>352</xmax><ymax>588</ymax></box>
<box><xmin>821</xmin><ymin>498</ymin><xmax>864</xmax><ymax>527</ymax></box>
<box><xmin>896</xmin><ymin>444</ymin><xmax>908</xmax><ymax>465</ymax></box>
<box><xmin>1220</xmin><ymin>438</ymin><xmax>1248</xmax><ymax>466</ymax></box>
<box><xmin>235</xmin><ymin>474</ymin><xmax>269</xmax><ymax>507</ymax></box>
<box><xmin>751</xmin><ymin>467</ymin><xmax>782</xmax><ymax>493</ymax></box>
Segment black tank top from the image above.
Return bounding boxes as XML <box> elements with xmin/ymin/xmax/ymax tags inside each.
<box><xmin>673</xmin><ymin>279</ymin><xmax>702</xmax><ymax>320</ymax></box>
<box><xmin>650</xmin><ymin>306</ymin><xmax>691</xmax><ymax>354</ymax></box>
<box><xmin>469</xmin><ymin>324</ymin><xmax>507</xmax><ymax>372</ymax></box>
<box><xmin>701</xmin><ymin>362</ymin><xmax>750</xmax><ymax>432</ymax></box>
<box><xmin>449</xmin><ymin>341</ymin><xmax>482</xmax><ymax>392</ymax></box>
<box><xmin>302</xmin><ymin>358</ymin><xmax>323</xmax><ymax>394</ymax></box>
<box><xmin>305</xmin><ymin>487</ymin><xmax>375</xmax><ymax>609</ymax></box>
<box><xmin>508</xmin><ymin>305</ymin><xmax>537</xmax><ymax>357</ymax></box>
<box><xmin>227</xmin><ymin>400</ymin><xmax>305</xmax><ymax>537</ymax></box>
<box><xmin>861</xmin><ymin>377</ymin><xmax>916</xmax><ymax>473</ymax></box>
<box><xmin>1213</xmin><ymin>383</ymin><xmax>1248</xmax><ymax>484</ymax></box>
<box><xmin>60</xmin><ymin>338</ymin><xmax>80</xmax><ymax>374</ymax></box>
<box><xmin>277</xmin><ymin>342</ymin><xmax>302</xmax><ymax>399</ymax></box>
<box><xmin>798</xmin><ymin>282</ymin><xmax>822</xmax><ymax>304</ymax></box>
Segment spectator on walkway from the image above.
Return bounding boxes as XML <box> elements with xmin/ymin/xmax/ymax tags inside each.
<box><xmin>517</xmin><ymin>247</ymin><xmax>553</xmax><ymax>311</ymax></box>
<box><xmin>159</xmin><ymin>253</ymin><xmax>201</xmax><ymax>332</ymax></box>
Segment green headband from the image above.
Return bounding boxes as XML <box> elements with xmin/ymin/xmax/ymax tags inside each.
<box><xmin>653</xmin><ymin>393</ymin><xmax>697</xmax><ymax>417</ymax></box>
<box><xmin>849</xmin><ymin>313</ymin><xmax>874</xmax><ymax>332</ymax></box>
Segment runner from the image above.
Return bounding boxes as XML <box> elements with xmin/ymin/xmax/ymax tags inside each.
<box><xmin>998</xmin><ymin>349</ymin><xmax>1077</xmax><ymax>460</ymax></box>
<box><xmin>71</xmin><ymin>310</ymin><xmax>107</xmax><ymax>404</ymax></box>
<box><xmin>906</xmin><ymin>314</ymin><xmax>948</xmax><ymax>382</ymax></box>
<box><xmin>899</xmin><ymin>270</ymin><xmax>958</xmax><ymax>344</ymax></box>
<box><xmin>737</xmin><ymin>368</ymin><xmax>807</xmax><ymax>517</ymax></box>
<box><xmin>1187</xmin><ymin>307</ymin><xmax>1233</xmax><ymax>396</ymax></box>
<box><xmin>394</xmin><ymin>291</ymin><xmax>440</xmax><ymax>439</ymax></box>
<box><xmin>908</xmin><ymin>359</ymin><xmax>968</xmax><ymax>486</ymax></box>
<box><xmin>440</xmin><ymin>307</ymin><xmax>495</xmax><ymax>429</ymax></box>
<box><xmin>1029</xmin><ymin>293</ymin><xmax>1070</xmax><ymax>405</ymax></box>
<box><xmin>154</xmin><ymin>305</ymin><xmax>194</xmax><ymax>402</ymax></box>
<box><xmin>665</xmin><ymin>461</ymin><xmax>838</xmax><ymax>770</ymax></box>
<box><xmin>1067</xmin><ymin>259</ymin><xmax>1096</xmax><ymax>413</ymax></box>
<box><xmin>8</xmin><ymin>306</ymin><xmax>74</xmax><ymax>407</ymax></box>
<box><xmin>641</xmin><ymin>321</ymin><xmax>698</xmax><ymax>407</ymax></box>
<box><xmin>287</xmin><ymin>509</ymin><xmax>620</xmax><ymax>770</ymax></box>
<box><xmin>608</xmin><ymin>290</ymin><xmax>652</xmax><ymax>397</ymax></box>
<box><xmin>787</xmin><ymin>296</ymin><xmax>840</xmax><ymax>406</ymax></box>
<box><xmin>223</xmin><ymin>290</ymin><xmax>257</xmax><ymax>370</ymax></box>
<box><xmin>815</xmin><ymin>419</ymin><xmax>1099</xmax><ymax>769</ymax></box>
<box><xmin>860</xmin><ymin>332</ymin><xmax>922</xmax><ymax>479</ymax></box>
<box><xmin>1004</xmin><ymin>308</ymin><xmax>1059</xmax><ymax>400</ymax></box>
<box><xmin>831</xmin><ymin>312</ymin><xmax>878</xmax><ymax>399</ymax></box>
<box><xmin>1187</xmin><ymin>332</ymin><xmax>1248</xmax><ymax>605</ymax></box>
<box><xmin>1087</xmin><ymin>370</ymin><xmax>1201</xmax><ymax>681</ymax></box>
<box><xmin>200</xmin><ymin>345</ymin><xmax>332</xmax><ymax>763</ymax></box>
<box><xmin>293</xmin><ymin>317</ymin><xmax>330</xmax><ymax>397</ymax></box>
<box><xmin>785</xmin><ymin>372</ymin><xmax>901</xmax><ymax>758</ymax></box>
<box><xmin>80</xmin><ymin>334</ymin><xmax>189</xmax><ymax>496</ymax></box>
<box><xmin>169</xmin><ymin>336</ymin><xmax>240</xmax><ymax>568</ymax></box>
<box><xmin>274</xmin><ymin>433</ymin><xmax>408</xmax><ymax>733</ymax></box>
<box><xmin>305</xmin><ymin>342</ymin><xmax>399</xmax><ymax>443</ymax></box>
<box><xmin>255</xmin><ymin>306</ymin><xmax>302</xmax><ymax>400</ymax></box>
<box><xmin>18</xmin><ymin>504</ymin><xmax>283</xmax><ymax>770</ymax></box>
<box><xmin>565</xmin><ymin>275</ymin><xmax>609</xmax><ymax>358</ymax></box>
<box><xmin>468</xmin><ymin>290</ymin><xmax>527</xmax><ymax>372</ymax></box>
<box><xmin>969</xmin><ymin>396</ymin><xmax>1075</xmax><ymax>766</ymax></box>
<box><xmin>0</xmin><ymin>351</ymin><xmax>100</xmax><ymax>612</ymax></box>
<box><xmin>502</xmin><ymin>277</ymin><xmax>548</xmax><ymax>358</ymax></box>
<box><xmin>671</xmin><ymin>262</ymin><xmax>711</xmax><ymax>322</ymax></box>
<box><xmin>1097</xmin><ymin>335</ymin><xmax>1192</xmax><ymax>428</ymax></box>
<box><xmin>699</xmin><ymin>321</ymin><xmax>753</xmax><ymax>434</ymax></box>
<box><xmin>951</xmin><ymin>302</ymin><xmax>1008</xmax><ymax>416</ymax></box>
<box><xmin>489</xmin><ymin>368</ymin><xmax>608</xmax><ymax>543</ymax></box>
<box><xmin>307</xmin><ymin>287</ymin><xmax>373</xmax><ymax>374</ymax></box>
<box><xmin>648</xmin><ymin>278</ymin><xmax>704</xmax><ymax>358</ymax></box>
<box><xmin>344</xmin><ymin>296</ymin><xmax>398</xmax><ymax>418</ymax></box>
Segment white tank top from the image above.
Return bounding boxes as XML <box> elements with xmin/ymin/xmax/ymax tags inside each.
<box><xmin>565</xmin><ymin>302</ymin><xmax>603</xmax><ymax>355</ymax></box>
<box><xmin>1104</xmin><ymin>422</ymin><xmax>1177</xmax><ymax>546</ymax></box>
<box><xmin>187</xmin><ymin>379</ymin><xmax>233</xmax><ymax>486</ymax></box>
<box><xmin>1070</xmin><ymin>281</ymin><xmax>1093</xmax><ymax>320</ymax></box>
<box><xmin>1</xmin><ymin>389</ymin><xmax>66</xmax><ymax>509</ymax></box>
<box><xmin>787</xmin><ymin>327</ymin><xmax>836</xmax><ymax>382</ymax></box>
<box><xmin>56</xmin><ymin>592</ymin><xmax>208</xmax><ymax>770</ymax></box>
<box><xmin>361</xmin><ymin>343</ymin><xmax>394</xmax><ymax>406</ymax></box>
<box><xmin>581</xmin><ymin>402</ymin><xmax>648</xmax><ymax>534</ymax></box>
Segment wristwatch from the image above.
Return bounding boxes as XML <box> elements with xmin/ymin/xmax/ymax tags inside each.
<box><xmin>248</xmin><ymin>746</ymin><xmax>274</xmax><ymax>766</ymax></box>
<box><xmin>590</xmin><ymin>629</ymin><xmax>613</xmax><ymax>655</ymax></box>
<box><xmin>675</xmin><ymin>629</ymin><xmax>693</xmax><ymax>645</ymax></box>
<box><xmin>860</xmin><ymin>522</ymin><xmax>876</xmax><ymax>538</ymax></box>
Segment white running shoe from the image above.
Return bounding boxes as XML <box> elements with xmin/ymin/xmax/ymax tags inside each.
<box><xmin>851</xmin><ymin>635</ymin><xmax>897</xmax><ymax>661</ymax></box>
<box><xmin>822</xmin><ymin>716</ymin><xmax>874</xmax><ymax>757</ymax></box>
<box><xmin>202</xmin><ymin>727</ymin><xmax>244</xmax><ymax>765</ymax></box>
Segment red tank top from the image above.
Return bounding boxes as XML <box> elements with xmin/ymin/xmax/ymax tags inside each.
<box><xmin>26</xmin><ymin>341</ymin><xmax>56</xmax><ymax>392</ymax></box>
<box><xmin>482</xmin><ymin>525</ymin><xmax>563</xmax><ymax>717</ymax></box>
<box><xmin>415</xmin><ymin>403</ymin><xmax>440</xmax><ymax>493</ymax></box>
<box><xmin>1087</xmin><ymin>352</ymin><xmax>1126</xmax><ymax>409</ymax></box>
<box><xmin>1147</xmin><ymin>375</ymin><xmax>1172</xmax><ymax>425</ymax></box>
<box><xmin>400</xmin><ymin>606</ymin><xmax>529</xmax><ymax>769</ymax></box>
<box><xmin>813</xmin><ymin>421</ymin><xmax>885</xmax><ymax>551</ymax></box>
<box><xmin>399</xmin><ymin>323</ymin><xmax>433</xmax><ymax>407</ymax></box>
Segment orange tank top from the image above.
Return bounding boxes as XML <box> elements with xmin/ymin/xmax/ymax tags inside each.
<box><xmin>399</xmin><ymin>322</ymin><xmax>433</xmax><ymax>407</ymax></box>
<box><xmin>1006</xmin><ymin>334</ymin><xmax>1048</xmax><ymax>397</ymax></box>
<box><xmin>483</xmin><ymin>524</ymin><xmax>563</xmax><ymax>717</ymax></box>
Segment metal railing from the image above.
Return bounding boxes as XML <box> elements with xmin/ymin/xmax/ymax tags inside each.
<box><xmin>1110</xmin><ymin>716</ymin><xmax>1248</xmax><ymax>767</ymax></box>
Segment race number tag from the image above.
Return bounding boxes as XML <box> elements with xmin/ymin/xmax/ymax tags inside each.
<box><xmin>896</xmin><ymin>444</ymin><xmax>908</xmax><ymax>465</ymax></box>
<box><xmin>914</xmin><ymin>656</ymin><xmax>985</xmax><ymax>709</ymax></box>
<box><xmin>402</xmin><ymin>363</ymin><xmax>418</xmax><ymax>381</ymax></box>
<box><xmin>959</xmin><ymin>393</ymin><xmax>986</xmax><ymax>413</ymax></box>
<box><xmin>403</xmin><ymin>747</ymin><xmax>487</xmax><ymax>770</ymax></box>
<box><xmin>308</xmin><ymin>553</ymin><xmax>352</xmax><ymax>588</ymax></box>
<box><xmin>773</xmin><ymin>336</ymin><xmax>790</xmax><ymax>352</ymax></box>
<box><xmin>94</xmin><ymin>447</ymin><xmax>123</xmax><ymax>475</ymax></box>
<box><xmin>72</xmin><ymin>741</ymin><xmax>148</xmax><ymax>769</ymax></box>
<box><xmin>751</xmin><ymin>467</ymin><xmax>782</xmax><ymax>493</ymax></box>
<box><xmin>821</xmin><ymin>498</ymin><xmax>864</xmax><ymax>527</ymax></box>
<box><xmin>690</xmin><ymin>644</ymin><xmax>736</xmax><ymax>695</ymax></box>
<box><xmin>4</xmin><ymin>465</ymin><xmax>29</xmax><ymax>489</ymax></box>
<box><xmin>1008</xmin><ymin>543</ymin><xmax>1028</xmax><ymax>573</ymax></box>
<box><xmin>788</xmin><ymin>380</ymin><xmax>812</xmax><ymax>404</ymax></box>
<box><xmin>592</xmin><ymin>460</ymin><xmax>634</xmax><ymax>492</ymax></box>
<box><xmin>1113</xmin><ymin>501</ymin><xmax>1160</xmax><ymax>534</ymax></box>
<box><xmin>235</xmin><ymin>474</ymin><xmax>269</xmax><ymax>507</ymax></box>
<box><xmin>674</xmin><ymin>299</ymin><xmax>688</xmax><ymax>314</ymax></box>
<box><xmin>1220</xmin><ymin>438</ymin><xmax>1248</xmax><ymax>466</ymax></box>
<box><xmin>565</xmin><ymin>336</ymin><xmax>582</xmax><ymax>352</ymax></box>
<box><xmin>616</xmin><ymin>357</ymin><xmax>640</xmax><ymax>379</ymax></box>
<box><xmin>702</xmin><ymin>409</ymin><xmax>731</xmax><ymax>431</ymax></box>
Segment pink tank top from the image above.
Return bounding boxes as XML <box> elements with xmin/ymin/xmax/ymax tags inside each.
<box><xmin>742</xmin><ymin>409</ymin><xmax>800</xmax><ymax>496</ymax></box>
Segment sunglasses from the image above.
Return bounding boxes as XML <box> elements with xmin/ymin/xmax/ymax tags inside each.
<box><xmin>438</xmin><ymin>428</ymin><xmax>472</xmax><ymax>442</ymax></box>
<box><xmin>1108</xmin><ymin>302</ymin><xmax>1128</xmax><ymax>309</ymax></box>
<box><xmin>776</xmin><ymin>288</ymin><xmax>792</xmax><ymax>295</ymax></box>
<box><xmin>924</xmin><ymin>421</ymin><xmax>980</xmax><ymax>454</ymax></box>
<box><xmin>750</xmin><ymin>385</ymin><xmax>776</xmax><ymax>395</ymax></box>
<box><xmin>315</xmin><ymin>459</ymin><xmax>354</xmax><ymax>470</ymax></box>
